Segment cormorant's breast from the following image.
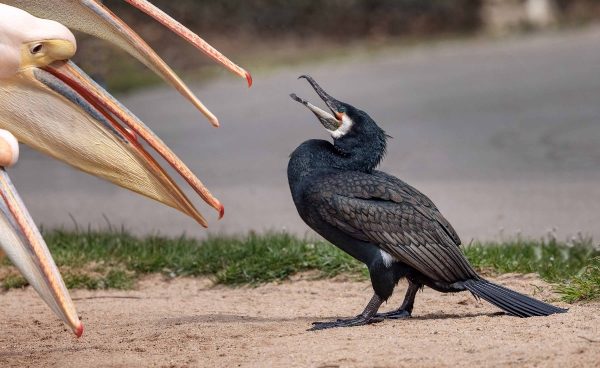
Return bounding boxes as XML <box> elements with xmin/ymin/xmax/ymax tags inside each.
<box><xmin>287</xmin><ymin>139</ymin><xmax>337</xmax><ymax>192</ymax></box>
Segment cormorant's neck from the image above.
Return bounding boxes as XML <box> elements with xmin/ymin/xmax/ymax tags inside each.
<box><xmin>288</xmin><ymin>128</ymin><xmax>387</xmax><ymax>190</ymax></box>
<box><xmin>332</xmin><ymin>124</ymin><xmax>387</xmax><ymax>173</ymax></box>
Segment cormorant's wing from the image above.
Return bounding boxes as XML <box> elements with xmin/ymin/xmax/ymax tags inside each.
<box><xmin>308</xmin><ymin>171</ymin><xmax>477</xmax><ymax>283</ymax></box>
<box><xmin>371</xmin><ymin>170</ymin><xmax>461</xmax><ymax>245</ymax></box>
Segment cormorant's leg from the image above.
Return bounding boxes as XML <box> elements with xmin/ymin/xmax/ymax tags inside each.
<box><xmin>376</xmin><ymin>280</ymin><xmax>422</xmax><ymax>319</ymax></box>
<box><xmin>309</xmin><ymin>294</ymin><xmax>384</xmax><ymax>331</ymax></box>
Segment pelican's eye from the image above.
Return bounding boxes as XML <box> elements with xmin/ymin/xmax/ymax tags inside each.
<box><xmin>337</xmin><ymin>106</ymin><xmax>346</xmax><ymax>114</ymax></box>
<box><xmin>30</xmin><ymin>43</ymin><xmax>43</xmax><ymax>54</ymax></box>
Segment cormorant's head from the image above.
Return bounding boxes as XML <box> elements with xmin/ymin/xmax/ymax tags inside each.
<box><xmin>290</xmin><ymin>75</ymin><xmax>387</xmax><ymax>169</ymax></box>
<box><xmin>290</xmin><ymin>75</ymin><xmax>358</xmax><ymax>139</ymax></box>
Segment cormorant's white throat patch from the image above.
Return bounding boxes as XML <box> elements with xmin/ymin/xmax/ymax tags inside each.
<box><xmin>328</xmin><ymin>115</ymin><xmax>353</xmax><ymax>139</ymax></box>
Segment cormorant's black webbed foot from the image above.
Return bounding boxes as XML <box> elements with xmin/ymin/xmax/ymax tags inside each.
<box><xmin>309</xmin><ymin>315</ymin><xmax>383</xmax><ymax>331</ymax></box>
<box><xmin>308</xmin><ymin>294</ymin><xmax>383</xmax><ymax>331</ymax></box>
<box><xmin>375</xmin><ymin>309</ymin><xmax>411</xmax><ymax>319</ymax></box>
<box><xmin>375</xmin><ymin>281</ymin><xmax>421</xmax><ymax>320</ymax></box>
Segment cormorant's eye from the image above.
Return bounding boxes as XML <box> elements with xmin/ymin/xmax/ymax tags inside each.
<box><xmin>337</xmin><ymin>106</ymin><xmax>346</xmax><ymax>114</ymax></box>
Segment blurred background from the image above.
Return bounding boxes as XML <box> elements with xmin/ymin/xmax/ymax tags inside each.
<box><xmin>10</xmin><ymin>0</ymin><xmax>600</xmax><ymax>242</ymax></box>
<box><xmin>74</xmin><ymin>0</ymin><xmax>600</xmax><ymax>92</ymax></box>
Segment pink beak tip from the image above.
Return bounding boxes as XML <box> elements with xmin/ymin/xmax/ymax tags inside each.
<box><xmin>218</xmin><ymin>202</ymin><xmax>225</xmax><ymax>220</ymax></box>
<box><xmin>76</xmin><ymin>322</ymin><xmax>84</xmax><ymax>338</ymax></box>
<box><xmin>245</xmin><ymin>71</ymin><xmax>253</xmax><ymax>88</ymax></box>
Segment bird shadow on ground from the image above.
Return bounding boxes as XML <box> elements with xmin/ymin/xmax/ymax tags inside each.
<box><xmin>409</xmin><ymin>311</ymin><xmax>506</xmax><ymax>321</ymax></box>
<box><xmin>158</xmin><ymin>311</ymin><xmax>506</xmax><ymax>327</ymax></box>
<box><xmin>157</xmin><ymin>314</ymin><xmax>322</xmax><ymax>326</ymax></box>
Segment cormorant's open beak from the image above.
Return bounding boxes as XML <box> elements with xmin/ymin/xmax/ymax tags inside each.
<box><xmin>0</xmin><ymin>168</ymin><xmax>82</xmax><ymax>337</ymax></box>
<box><xmin>5</xmin><ymin>0</ymin><xmax>252</xmax><ymax>126</ymax></box>
<box><xmin>0</xmin><ymin>59</ymin><xmax>223</xmax><ymax>227</ymax></box>
<box><xmin>290</xmin><ymin>75</ymin><xmax>343</xmax><ymax>131</ymax></box>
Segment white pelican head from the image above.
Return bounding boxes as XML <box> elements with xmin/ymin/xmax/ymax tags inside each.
<box><xmin>0</xmin><ymin>4</ymin><xmax>76</xmax><ymax>78</ymax></box>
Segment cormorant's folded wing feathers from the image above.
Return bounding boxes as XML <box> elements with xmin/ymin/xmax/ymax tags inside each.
<box><xmin>308</xmin><ymin>171</ymin><xmax>477</xmax><ymax>283</ymax></box>
<box><xmin>372</xmin><ymin>171</ymin><xmax>461</xmax><ymax>246</ymax></box>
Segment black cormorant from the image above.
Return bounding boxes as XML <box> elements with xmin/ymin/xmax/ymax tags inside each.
<box><xmin>288</xmin><ymin>75</ymin><xmax>566</xmax><ymax>330</ymax></box>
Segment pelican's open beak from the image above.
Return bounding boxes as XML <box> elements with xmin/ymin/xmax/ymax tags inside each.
<box><xmin>0</xmin><ymin>60</ymin><xmax>223</xmax><ymax>227</ymax></box>
<box><xmin>6</xmin><ymin>0</ymin><xmax>251</xmax><ymax>126</ymax></box>
<box><xmin>0</xmin><ymin>168</ymin><xmax>82</xmax><ymax>337</ymax></box>
<box><xmin>124</xmin><ymin>0</ymin><xmax>252</xmax><ymax>88</ymax></box>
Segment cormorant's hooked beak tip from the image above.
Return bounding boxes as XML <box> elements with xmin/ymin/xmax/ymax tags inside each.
<box><xmin>296</xmin><ymin>75</ymin><xmax>340</xmax><ymax>110</ymax></box>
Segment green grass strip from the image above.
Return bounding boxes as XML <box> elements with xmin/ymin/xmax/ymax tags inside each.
<box><xmin>463</xmin><ymin>236</ymin><xmax>598</xmax><ymax>282</ymax></box>
<box><xmin>1</xmin><ymin>230</ymin><xmax>366</xmax><ymax>289</ymax></box>
<box><xmin>1</xmin><ymin>230</ymin><xmax>598</xmax><ymax>302</ymax></box>
<box><xmin>552</xmin><ymin>257</ymin><xmax>600</xmax><ymax>303</ymax></box>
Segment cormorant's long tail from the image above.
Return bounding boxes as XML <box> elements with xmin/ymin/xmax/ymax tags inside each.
<box><xmin>463</xmin><ymin>279</ymin><xmax>567</xmax><ymax>317</ymax></box>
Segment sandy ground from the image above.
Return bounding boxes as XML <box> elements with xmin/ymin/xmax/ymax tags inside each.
<box><xmin>0</xmin><ymin>274</ymin><xmax>598</xmax><ymax>367</ymax></box>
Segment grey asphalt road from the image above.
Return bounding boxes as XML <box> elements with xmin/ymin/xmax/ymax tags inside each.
<box><xmin>9</xmin><ymin>27</ymin><xmax>600</xmax><ymax>242</ymax></box>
